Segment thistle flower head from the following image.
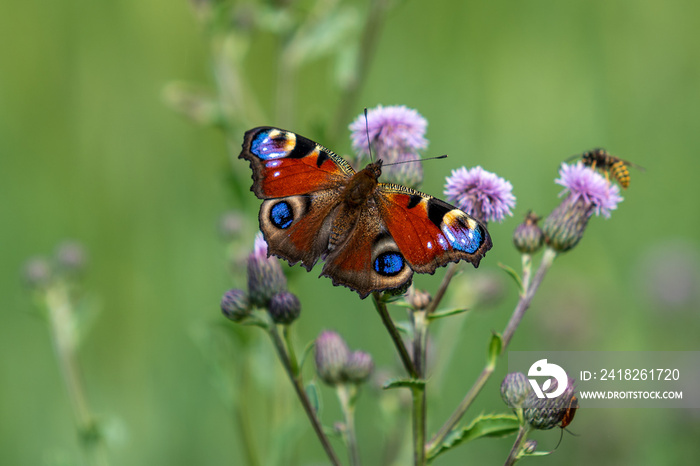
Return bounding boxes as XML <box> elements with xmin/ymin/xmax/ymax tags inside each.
<box><xmin>543</xmin><ymin>163</ymin><xmax>624</xmax><ymax>252</ymax></box>
<box><xmin>268</xmin><ymin>290</ymin><xmax>301</xmax><ymax>325</ymax></box>
<box><xmin>350</xmin><ymin>105</ymin><xmax>428</xmax><ymax>155</ymax></box>
<box><xmin>55</xmin><ymin>241</ymin><xmax>87</xmax><ymax>273</ymax></box>
<box><xmin>444</xmin><ymin>166</ymin><xmax>516</xmax><ymax>223</ymax></box>
<box><xmin>556</xmin><ymin>162</ymin><xmax>623</xmax><ymax>218</ymax></box>
<box><xmin>500</xmin><ymin>372</ymin><xmax>533</xmax><ymax>410</ymax></box>
<box><xmin>220</xmin><ymin>288</ymin><xmax>250</xmax><ymax>322</ymax></box>
<box><xmin>343</xmin><ymin>350</ymin><xmax>374</xmax><ymax>384</ymax></box>
<box><xmin>513</xmin><ymin>211</ymin><xmax>544</xmax><ymax>254</ymax></box>
<box><xmin>247</xmin><ymin>232</ymin><xmax>287</xmax><ymax>307</ymax></box>
<box><xmin>407</xmin><ymin>288</ymin><xmax>432</xmax><ymax>311</ymax></box>
<box><xmin>22</xmin><ymin>257</ymin><xmax>53</xmax><ymax>289</ymax></box>
<box><xmin>523</xmin><ymin>440</ymin><xmax>538</xmax><ymax>454</ymax></box>
<box><xmin>523</xmin><ymin>376</ymin><xmax>577</xmax><ymax>430</ymax></box>
<box><xmin>349</xmin><ymin>105</ymin><xmax>428</xmax><ymax>187</ymax></box>
<box><xmin>314</xmin><ymin>330</ymin><xmax>350</xmax><ymax>386</ymax></box>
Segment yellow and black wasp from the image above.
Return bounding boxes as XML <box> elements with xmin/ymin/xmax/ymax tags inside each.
<box><xmin>568</xmin><ymin>148</ymin><xmax>644</xmax><ymax>189</ymax></box>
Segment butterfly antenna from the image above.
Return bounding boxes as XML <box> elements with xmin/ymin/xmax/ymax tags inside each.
<box><xmin>364</xmin><ymin>107</ymin><xmax>374</xmax><ymax>162</ymax></box>
<box><xmin>382</xmin><ymin>154</ymin><xmax>448</xmax><ymax>166</ymax></box>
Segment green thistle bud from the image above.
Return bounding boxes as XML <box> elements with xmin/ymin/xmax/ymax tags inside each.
<box><xmin>22</xmin><ymin>257</ymin><xmax>52</xmax><ymax>289</ymax></box>
<box><xmin>268</xmin><ymin>291</ymin><xmax>301</xmax><ymax>325</ymax></box>
<box><xmin>247</xmin><ymin>233</ymin><xmax>287</xmax><ymax>307</ymax></box>
<box><xmin>500</xmin><ymin>372</ymin><xmax>532</xmax><ymax>409</ymax></box>
<box><xmin>523</xmin><ymin>377</ymin><xmax>576</xmax><ymax>430</ymax></box>
<box><xmin>343</xmin><ymin>350</ymin><xmax>374</xmax><ymax>384</ymax></box>
<box><xmin>523</xmin><ymin>439</ymin><xmax>537</xmax><ymax>454</ymax></box>
<box><xmin>407</xmin><ymin>288</ymin><xmax>432</xmax><ymax>311</ymax></box>
<box><xmin>55</xmin><ymin>241</ymin><xmax>88</xmax><ymax>273</ymax></box>
<box><xmin>314</xmin><ymin>331</ymin><xmax>350</xmax><ymax>386</ymax></box>
<box><xmin>220</xmin><ymin>289</ymin><xmax>250</xmax><ymax>322</ymax></box>
<box><xmin>541</xmin><ymin>196</ymin><xmax>593</xmax><ymax>253</ymax></box>
<box><xmin>513</xmin><ymin>211</ymin><xmax>543</xmax><ymax>254</ymax></box>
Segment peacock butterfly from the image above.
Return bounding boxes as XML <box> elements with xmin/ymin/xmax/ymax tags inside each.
<box><xmin>239</xmin><ymin>127</ymin><xmax>492</xmax><ymax>298</ymax></box>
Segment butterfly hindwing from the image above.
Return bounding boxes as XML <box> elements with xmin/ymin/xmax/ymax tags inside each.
<box><xmin>376</xmin><ymin>185</ymin><xmax>491</xmax><ymax>273</ymax></box>
<box><xmin>240</xmin><ymin>127</ymin><xmax>355</xmax><ymax>199</ymax></box>
<box><xmin>259</xmin><ymin>190</ymin><xmax>342</xmax><ymax>270</ymax></box>
<box><xmin>321</xmin><ymin>202</ymin><xmax>413</xmax><ymax>298</ymax></box>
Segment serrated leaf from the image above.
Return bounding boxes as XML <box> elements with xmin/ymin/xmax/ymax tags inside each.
<box><xmin>428</xmin><ymin>414</ymin><xmax>519</xmax><ymax>460</ymax></box>
<box><xmin>487</xmin><ymin>332</ymin><xmax>503</xmax><ymax>369</ymax></box>
<box><xmin>427</xmin><ymin>308</ymin><xmax>469</xmax><ymax>321</ymax></box>
<box><xmin>498</xmin><ymin>262</ymin><xmax>524</xmax><ymax>294</ymax></box>
<box><xmin>382</xmin><ymin>377</ymin><xmax>426</xmax><ymax>390</ymax></box>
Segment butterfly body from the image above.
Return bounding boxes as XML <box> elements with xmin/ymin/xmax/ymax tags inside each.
<box><xmin>240</xmin><ymin>127</ymin><xmax>492</xmax><ymax>298</ymax></box>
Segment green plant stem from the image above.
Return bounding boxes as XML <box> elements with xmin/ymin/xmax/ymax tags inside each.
<box><xmin>45</xmin><ymin>284</ymin><xmax>110</xmax><ymax>466</ymax></box>
<box><xmin>503</xmin><ymin>425</ymin><xmax>529</xmax><ymax>466</ymax></box>
<box><xmin>372</xmin><ymin>293</ymin><xmax>417</xmax><ymax>378</ymax></box>
<box><xmin>411</xmin><ymin>385</ymin><xmax>427</xmax><ymax>466</ymax></box>
<box><xmin>427</xmin><ymin>248</ymin><xmax>558</xmax><ymax>455</ymax></box>
<box><xmin>337</xmin><ymin>384</ymin><xmax>361</xmax><ymax>466</ymax></box>
<box><xmin>411</xmin><ymin>310</ymin><xmax>429</xmax><ymax>466</ymax></box>
<box><xmin>267</xmin><ymin>324</ymin><xmax>342</xmax><ymax>466</ymax></box>
<box><xmin>502</xmin><ymin>248</ymin><xmax>557</xmax><ymax>347</ymax></box>
<box><xmin>426</xmin><ymin>263</ymin><xmax>459</xmax><ymax>316</ymax></box>
<box><xmin>520</xmin><ymin>254</ymin><xmax>532</xmax><ymax>296</ymax></box>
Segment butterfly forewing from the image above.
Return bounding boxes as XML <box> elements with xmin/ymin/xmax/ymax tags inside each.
<box><xmin>240</xmin><ymin>127</ymin><xmax>355</xmax><ymax>199</ymax></box>
<box><xmin>376</xmin><ymin>185</ymin><xmax>492</xmax><ymax>273</ymax></box>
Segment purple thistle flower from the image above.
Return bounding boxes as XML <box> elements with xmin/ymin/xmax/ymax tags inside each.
<box><xmin>555</xmin><ymin>162</ymin><xmax>623</xmax><ymax>218</ymax></box>
<box><xmin>444</xmin><ymin>166</ymin><xmax>516</xmax><ymax>223</ymax></box>
<box><xmin>349</xmin><ymin>105</ymin><xmax>428</xmax><ymax>187</ymax></box>
<box><xmin>343</xmin><ymin>350</ymin><xmax>374</xmax><ymax>384</ymax></box>
<box><xmin>349</xmin><ymin>105</ymin><xmax>428</xmax><ymax>155</ymax></box>
<box><xmin>314</xmin><ymin>330</ymin><xmax>350</xmax><ymax>386</ymax></box>
<box><xmin>247</xmin><ymin>232</ymin><xmax>287</xmax><ymax>307</ymax></box>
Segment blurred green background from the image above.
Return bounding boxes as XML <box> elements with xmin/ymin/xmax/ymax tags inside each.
<box><xmin>2</xmin><ymin>0</ymin><xmax>700</xmax><ymax>465</ymax></box>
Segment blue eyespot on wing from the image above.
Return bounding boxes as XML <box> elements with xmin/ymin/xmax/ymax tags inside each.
<box><xmin>440</xmin><ymin>212</ymin><xmax>484</xmax><ymax>254</ymax></box>
<box><xmin>373</xmin><ymin>251</ymin><xmax>405</xmax><ymax>276</ymax></box>
<box><xmin>270</xmin><ymin>201</ymin><xmax>294</xmax><ymax>229</ymax></box>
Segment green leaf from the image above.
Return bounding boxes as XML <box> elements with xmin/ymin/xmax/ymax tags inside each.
<box><xmin>522</xmin><ymin>450</ymin><xmax>553</xmax><ymax>457</ymax></box>
<box><xmin>297</xmin><ymin>340</ymin><xmax>315</xmax><ymax>371</ymax></box>
<box><xmin>498</xmin><ymin>262</ymin><xmax>524</xmax><ymax>294</ymax></box>
<box><xmin>427</xmin><ymin>308</ymin><xmax>470</xmax><ymax>321</ymax></box>
<box><xmin>394</xmin><ymin>320</ymin><xmax>413</xmax><ymax>337</ymax></box>
<box><xmin>382</xmin><ymin>377</ymin><xmax>426</xmax><ymax>390</ymax></box>
<box><xmin>428</xmin><ymin>414</ymin><xmax>519</xmax><ymax>460</ymax></box>
<box><xmin>305</xmin><ymin>381</ymin><xmax>321</xmax><ymax>414</ymax></box>
<box><xmin>487</xmin><ymin>332</ymin><xmax>503</xmax><ymax>369</ymax></box>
